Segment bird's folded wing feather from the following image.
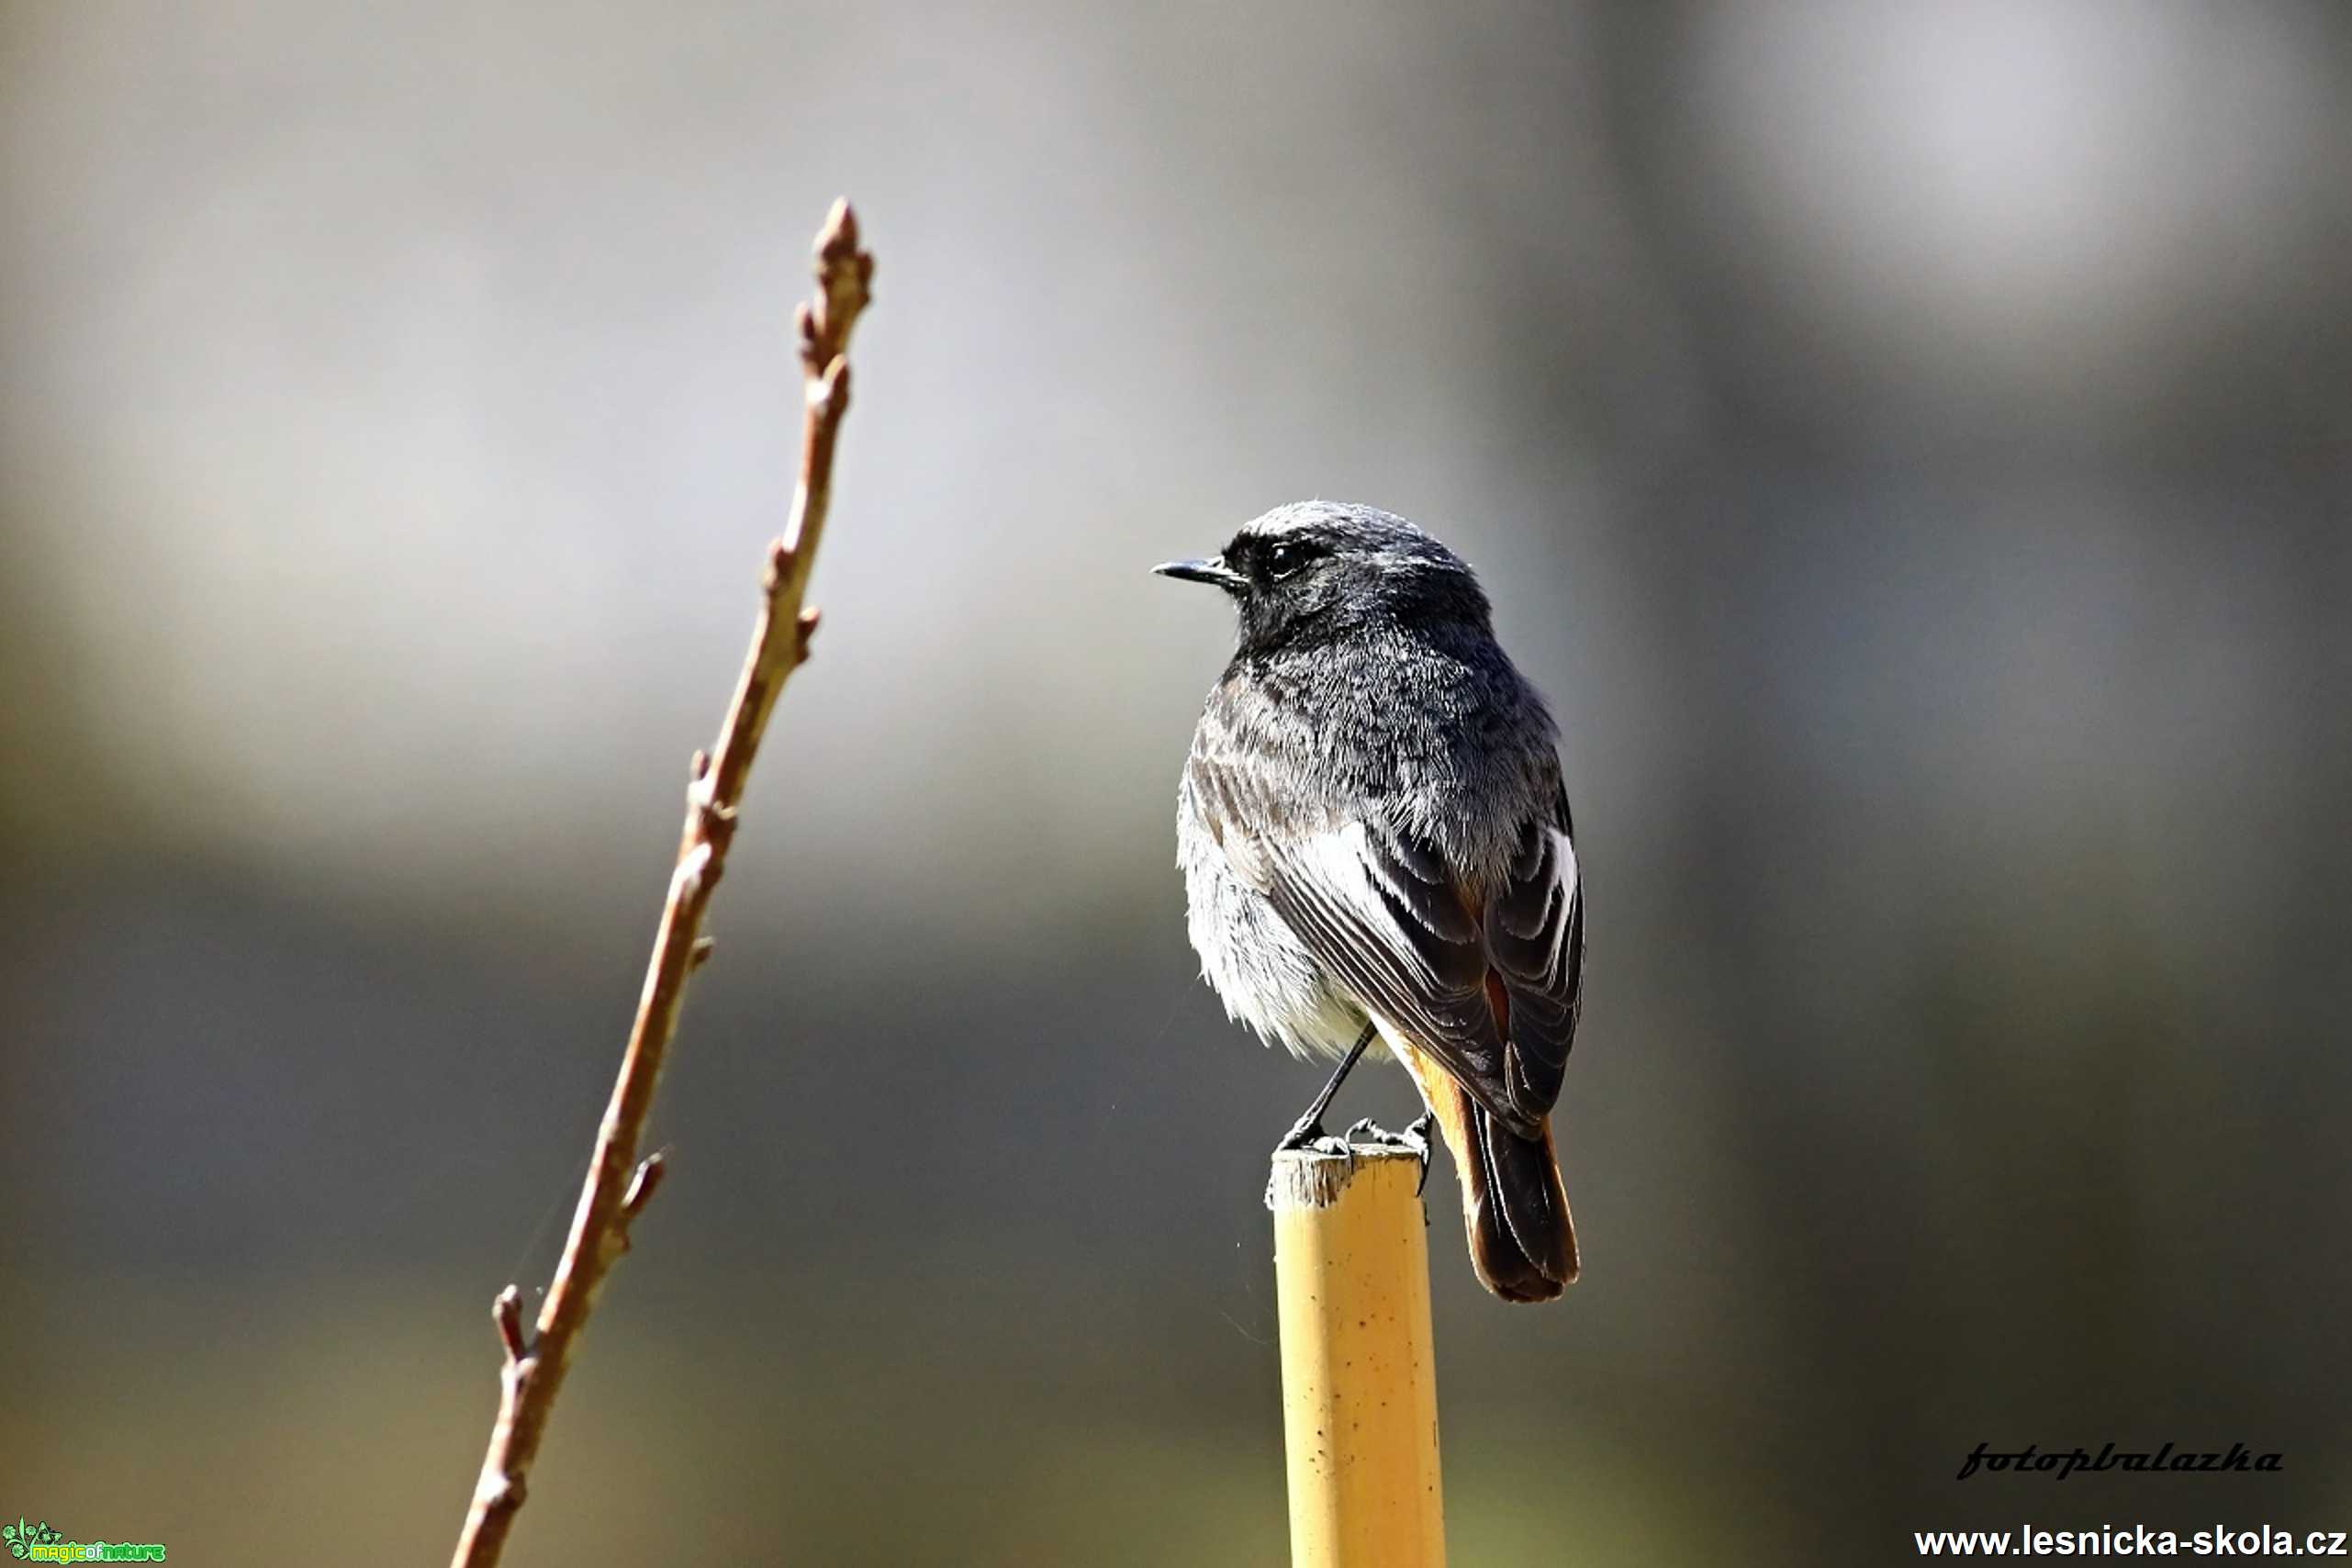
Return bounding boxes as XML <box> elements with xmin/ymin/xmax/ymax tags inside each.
<box><xmin>1483</xmin><ymin>783</ymin><xmax>1585</xmax><ymax>1117</ymax></box>
<box><xmin>1189</xmin><ymin>751</ymin><xmax>1584</xmax><ymax>1136</ymax></box>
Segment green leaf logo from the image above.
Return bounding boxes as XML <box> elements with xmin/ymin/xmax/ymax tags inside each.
<box><xmin>3</xmin><ymin>1518</ymin><xmax>65</xmax><ymax>1557</ymax></box>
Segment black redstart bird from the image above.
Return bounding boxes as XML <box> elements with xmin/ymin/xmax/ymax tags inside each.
<box><xmin>1159</xmin><ymin>500</ymin><xmax>1585</xmax><ymax>1303</ymax></box>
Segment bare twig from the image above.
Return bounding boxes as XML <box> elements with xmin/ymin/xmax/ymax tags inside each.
<box><xmin>450</xmin><ymin>199</ymin><xmax>875</xmax><ymax>1568</ymax></box>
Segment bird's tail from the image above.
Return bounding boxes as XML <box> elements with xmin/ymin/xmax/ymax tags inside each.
<box><xmin>1390</xmin><ymin>1031</ymin><xmax>1578</xmax><ymax>1303</ymax></box>
<box><xmin>1462</xmin><ymin>1103</ymin><xmax>1577</xmax><ymax>1303</ymax></box>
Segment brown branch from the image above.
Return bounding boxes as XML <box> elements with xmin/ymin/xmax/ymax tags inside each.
<box><xmin>450</xmin><ymin>198</ymin><xmax>874</xmax><ymax>1568</ymax></box>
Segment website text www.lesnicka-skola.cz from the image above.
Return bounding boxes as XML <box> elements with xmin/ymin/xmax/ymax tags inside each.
<box><xmin>1916</xmin><ymin>1525</ymin><xmax>2348</xmax><ymax>1556</ymax></box>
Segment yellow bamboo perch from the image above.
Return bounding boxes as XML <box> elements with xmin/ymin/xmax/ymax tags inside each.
<box><xmin>1270</xmin><ymin>1143</ymin><xmax>1447</xmax><ymax>1568</ymax></box>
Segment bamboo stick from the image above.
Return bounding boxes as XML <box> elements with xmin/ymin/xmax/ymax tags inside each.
<box><xmin>1270</xmin><ymin>1144</ymin><xmax>1447</xmax><ymax>1568</ymax></box>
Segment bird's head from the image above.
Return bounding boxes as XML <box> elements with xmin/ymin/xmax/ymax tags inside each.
<box><xmin>1155</xmin><ymin>501</ymin><xmax>1492</xmax><ymax>655</ymax></box>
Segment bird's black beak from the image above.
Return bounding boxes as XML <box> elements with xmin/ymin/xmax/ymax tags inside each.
<box><xmin>1154</xmin><ymin>555</ymin><xmax>1247</xmax><ymax>592</ymax></box>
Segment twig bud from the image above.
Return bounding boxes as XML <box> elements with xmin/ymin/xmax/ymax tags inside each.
<box><xmin>622</xmin><ymin>1151</ymin><xmax>667</xmax><ymax>1219</ymax></box>
<box><xmin>493</xmin><ymin>1285</ymin><xmax>527</xmax><ymax>1363</ymax></box>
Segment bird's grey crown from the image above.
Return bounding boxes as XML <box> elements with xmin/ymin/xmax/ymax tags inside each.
<box><xmin>1226</xmin><ymin>500</ymin><xmax>1477</xmax><ymax>584</ymax></box>
<box><xmin>1231</xmin><ymin>498</ymin><xmax>1440</xmax><ymax>546</ymax></box>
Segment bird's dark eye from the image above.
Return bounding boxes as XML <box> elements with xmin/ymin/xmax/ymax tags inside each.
<box><xmin>1264</xmin><ymin>540</ymin><xmax>1313</xmax><ymax>579</ymax></box>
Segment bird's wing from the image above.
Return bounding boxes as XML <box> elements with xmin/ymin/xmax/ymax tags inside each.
<box><xmin>1189</xmin><ymin>749</ymin><xmax>1583</xmax><ymax>1137</ymax></box>
<box><xmin>1482</xmin><ymin>780</ymin><xmax>1585</xmax><ymax>1118</ymax></box>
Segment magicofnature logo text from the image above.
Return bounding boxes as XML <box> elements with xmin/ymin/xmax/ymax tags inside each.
<box><xmin>3</xmin><ymin>1519</ymin><xmax>164</xmax><ymax>1562</ymax></box>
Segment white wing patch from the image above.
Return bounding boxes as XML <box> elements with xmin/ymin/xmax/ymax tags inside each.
<box><xmin>1543</xmin><ymin>825</ymin><xmax>1579</xmax><ymax>990</ymax></box>
<box><xmin>1294</xmin><ymin>823</ymin><xmax>1450</xmax><ymax>988</ymax></box>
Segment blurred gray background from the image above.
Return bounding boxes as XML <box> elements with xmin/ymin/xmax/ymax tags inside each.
<box><xmin>3</xmin><ymin>0</ymin><xmax>2347</xmax><ymax>1562</ymax></box>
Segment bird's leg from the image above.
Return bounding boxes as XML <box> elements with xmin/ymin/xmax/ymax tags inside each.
<box><xmin>1404</xmin><ymin>1112</ymin><xmax>1434</xmax><ymax>1193</ymax></box>
<box><xmin>1274</xmin><ymin>1020</ymin><xmax>1376</xmax><ymax>1153</ymax></box>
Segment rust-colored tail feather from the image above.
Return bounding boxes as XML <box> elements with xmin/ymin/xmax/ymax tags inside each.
<box><xmin>1465</xmin><ymin>1106</ymin><xmax>1577</xmax><ymax>1302</ymax></box>
<box><xmin>1391</xmin><ymin>1030</ymin><xmax>1578</xmax><ymax>1303</ymax></box>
